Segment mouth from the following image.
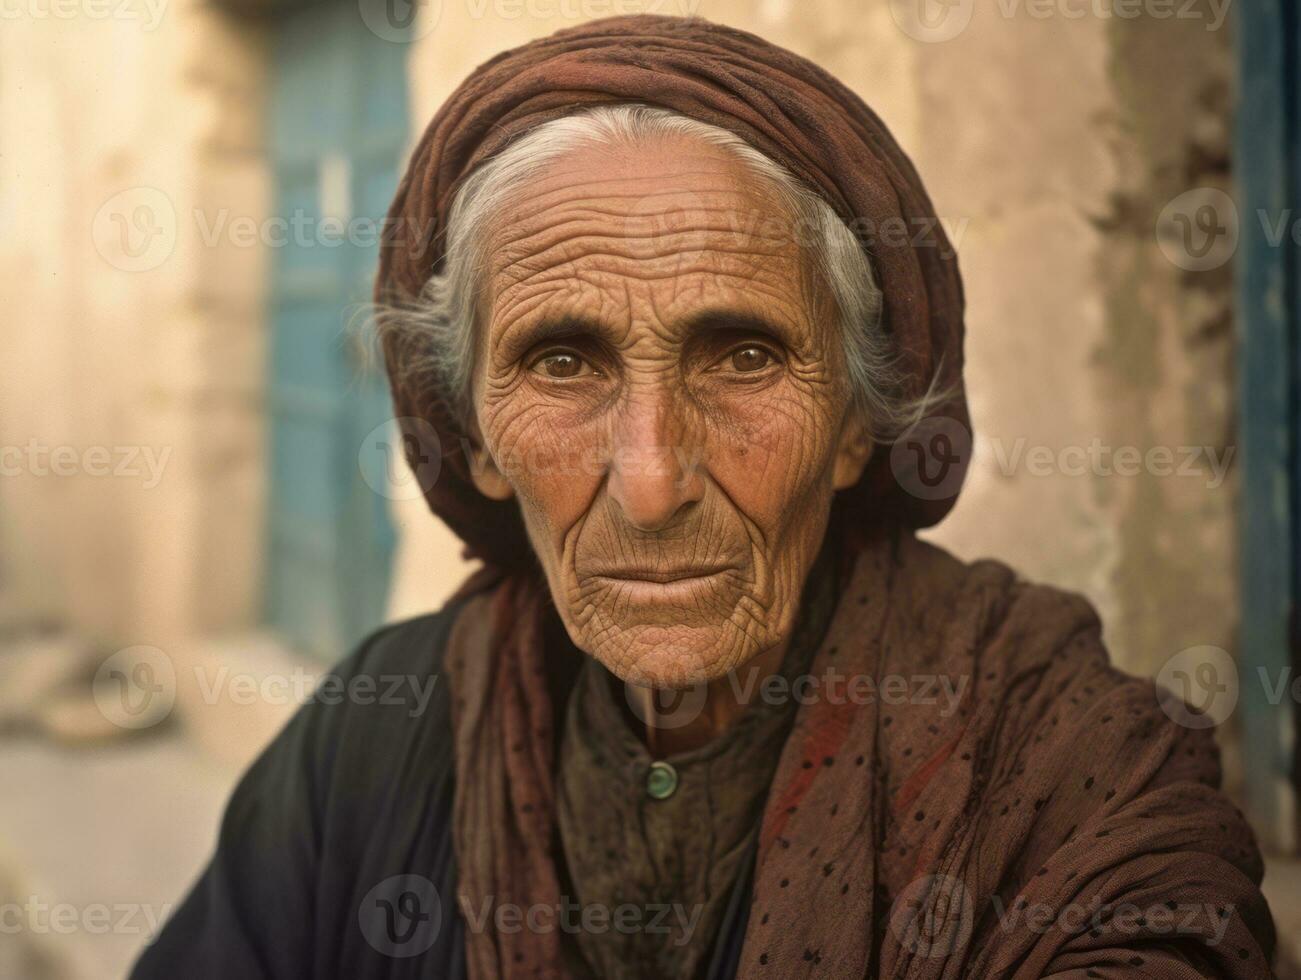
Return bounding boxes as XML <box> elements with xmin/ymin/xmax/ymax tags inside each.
<box><xmin>585</xmin><ymin>560</ymin><xmax>741</xmax><ymax>606</ymax></box>
<box><xmin>591</xmin><ymin>565</ymin><xmax>734</xmax><ymax>585</ymax></box>
<box><xmin>588</xmin><ymin>567</ymin><xmax>736</xmax><ymax>606</ymax></box>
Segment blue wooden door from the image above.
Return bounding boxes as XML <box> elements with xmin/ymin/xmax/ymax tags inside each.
<box><xmin>265</xmin><ymin>1</ymin><xmax>408</xmax><ymax>659</ymax></box>
<box><xmin>1236</xmin><ymin>0</ymin><xmax>1300</xmax><ymax>853</ymax></box>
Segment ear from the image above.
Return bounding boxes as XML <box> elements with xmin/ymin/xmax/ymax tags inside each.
<box><xmin>465</xmin><ymin>419</ymin><xmax>515</xmax><ymax>502</ymax></box>
<box><xmin>831</xmin><ymin>409</ymin><xmax>874</xmax><ymax>491</ymax></box>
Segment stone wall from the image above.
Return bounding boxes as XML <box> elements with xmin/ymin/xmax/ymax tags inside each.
<box><xmin>0</xmin><ymin>0</ymin><xmax>271</xmax><ymax>647</ymax></box>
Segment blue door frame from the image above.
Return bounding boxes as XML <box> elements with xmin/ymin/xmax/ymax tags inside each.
<box><xmin>1236</xmin><ymin>0</ymin><xmax>1299</xmax><ymax>853</ymax></box>
<box><xmin>264</xmin><ymin>1</ymin><xmax>409</xmax><ymax>660</ymax></box>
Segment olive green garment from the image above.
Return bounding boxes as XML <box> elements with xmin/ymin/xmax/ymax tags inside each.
<box><xmin>555</xmin><ymin>554</ymin><xmax>838</xmax><ymax>980</ymax></box>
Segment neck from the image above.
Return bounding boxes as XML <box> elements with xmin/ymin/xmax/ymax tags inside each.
<box><xmin>629</xmin><ymin>637</ymin><xmax>792</xmax><ymax>757</ymax></box>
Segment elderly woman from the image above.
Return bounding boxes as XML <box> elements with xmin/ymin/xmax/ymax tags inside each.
<box><xmin>134</xmin><ymin>15</ymin><xmax>1275</xmax><ymax>980</ymax></box>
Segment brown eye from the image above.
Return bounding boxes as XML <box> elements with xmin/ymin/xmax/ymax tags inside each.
<box><xmin>532</xmin><ymin>351</ymin><xmax>589</xmax><ymax>379</ymax></box>
<box><xmin>729</xmin><ymin>346</ymin><xmax>771</xmax><ymax>373</ymax></box>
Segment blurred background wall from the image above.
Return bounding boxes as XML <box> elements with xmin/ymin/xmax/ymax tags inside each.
<box><xmin>1</xmin><ymin>0</ymin><xmax>1296</xmax><ymax>976</ymax></box>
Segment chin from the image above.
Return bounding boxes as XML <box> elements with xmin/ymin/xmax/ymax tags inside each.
<box><xmin>582</xmin><ymin>621</ymin><xmax>760</xmax><ymax>690</ymax></box>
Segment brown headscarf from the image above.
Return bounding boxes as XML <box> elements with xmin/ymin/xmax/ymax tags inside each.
<box><xmin>376</xmin><ymin>14</ymin><xmax>1275</xmax><ymax>980</ymax></box>
<box><xmin>376</xmin><ymin>13</ymin><xmax>968</xmax><ymax>570</ymax></box>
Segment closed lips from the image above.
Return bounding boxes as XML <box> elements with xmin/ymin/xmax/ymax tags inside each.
<box><xmin>592</xmin><ymin>566</ymin><xmax>732</xmax><ymax>583</ymax></box>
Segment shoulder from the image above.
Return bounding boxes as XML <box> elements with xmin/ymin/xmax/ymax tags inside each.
<box><xmin>333</xmin><ymin>600</ymin><xmax>467</xmax><ymax>682</ymax></box>
<box><xmin>890</xmin><ymin>536</ymin><xmax>1225</xmax><ymax>786</ymax></box>
<box><xmin>247</xmin><ymin>598</ymin><xmax>474</xmax><ymax>822</ymax></box>
<box><xmin>303</xmin><ymin>605</ymin><xmax>462</xmax><ymax>739</ymax></box>
<box><xmin>876</xmin><ymin>534</ymin><xmax>1195</xmax><ymax>774</ymax></box>
<box><xmin>318</xmin><ymin>595</ymin><xmax>471</xmax><ymax>723</ymax></box>
<box><xmin>884</xmin><ymin>533</ymin><xmax>1106</xmax><ymax>680</ymax></box>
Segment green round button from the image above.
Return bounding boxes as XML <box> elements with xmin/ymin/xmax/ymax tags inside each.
<box><xmin>646</xmin><ymin>761</ymin><xmax>679</xmax><ymax>800</ymax></box>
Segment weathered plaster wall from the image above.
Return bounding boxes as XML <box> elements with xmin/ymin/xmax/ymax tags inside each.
<box><xmin>0</xmin><ymin>0</ymin><xmax>271</xmax><ymax>646</ymax></box>
<box><xmin>1099</xmin><ymin>3</ymin><xmax>1236</xmax><ymax>680</ymax></box>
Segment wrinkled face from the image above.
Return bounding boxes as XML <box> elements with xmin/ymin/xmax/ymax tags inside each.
<box><xmin>469</xmin><ymin>136</ymin><xmax>871</xmax><ymax>688</ymax></box>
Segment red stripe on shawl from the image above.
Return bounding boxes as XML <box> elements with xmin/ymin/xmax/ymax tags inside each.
<box><xmin>894</xmin><ymin>730</ymin><xmax>964</xmax><ymax>815</ymax></box>
<box><xmin>759</xmin><ymin>702</ymin><xmax>856</xmax><ymax>859</ymax></box>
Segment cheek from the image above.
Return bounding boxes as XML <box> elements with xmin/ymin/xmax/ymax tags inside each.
<box><xmin>704</xmin><ymin>384</ymin><xmax>840</xmax><ymax>538</ymax></box>
<box><xmin>477</xmin><ymin>392</ymin><xmax>607</xmax><ymax>544</ymax></box>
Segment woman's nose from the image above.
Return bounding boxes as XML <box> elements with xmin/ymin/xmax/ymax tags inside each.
<box><xmin>605</xmin><ymin>393</ymin><xmax>704</xmax><ymax>532</ymax></box>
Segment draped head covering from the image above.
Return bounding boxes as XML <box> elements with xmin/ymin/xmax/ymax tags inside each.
<box><xmin>373</xmin><ymin>15</ymin><xmax>1274</xmax><ymax>980</ymax></box>
<box><xmin>376</xmin><ymin>13</ymin><xmax>968</xmax><ymax>569</ymax></box>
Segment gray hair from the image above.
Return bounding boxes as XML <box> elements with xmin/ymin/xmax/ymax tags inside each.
<box><xmin>378</xmin><ymin>104</ymin><xmax>944</xmax><ymax>441</ymax></box>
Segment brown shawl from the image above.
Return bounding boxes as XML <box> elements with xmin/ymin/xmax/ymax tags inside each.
<box><xmin>375</xmin><ymin>14</ymin><xmax>1275</xmax><ymax>979</ymax></box>
<box><xmin>443</xmin><ymin>529</ymin><xmax>1273</xmax><ymax>978</ymax></box>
